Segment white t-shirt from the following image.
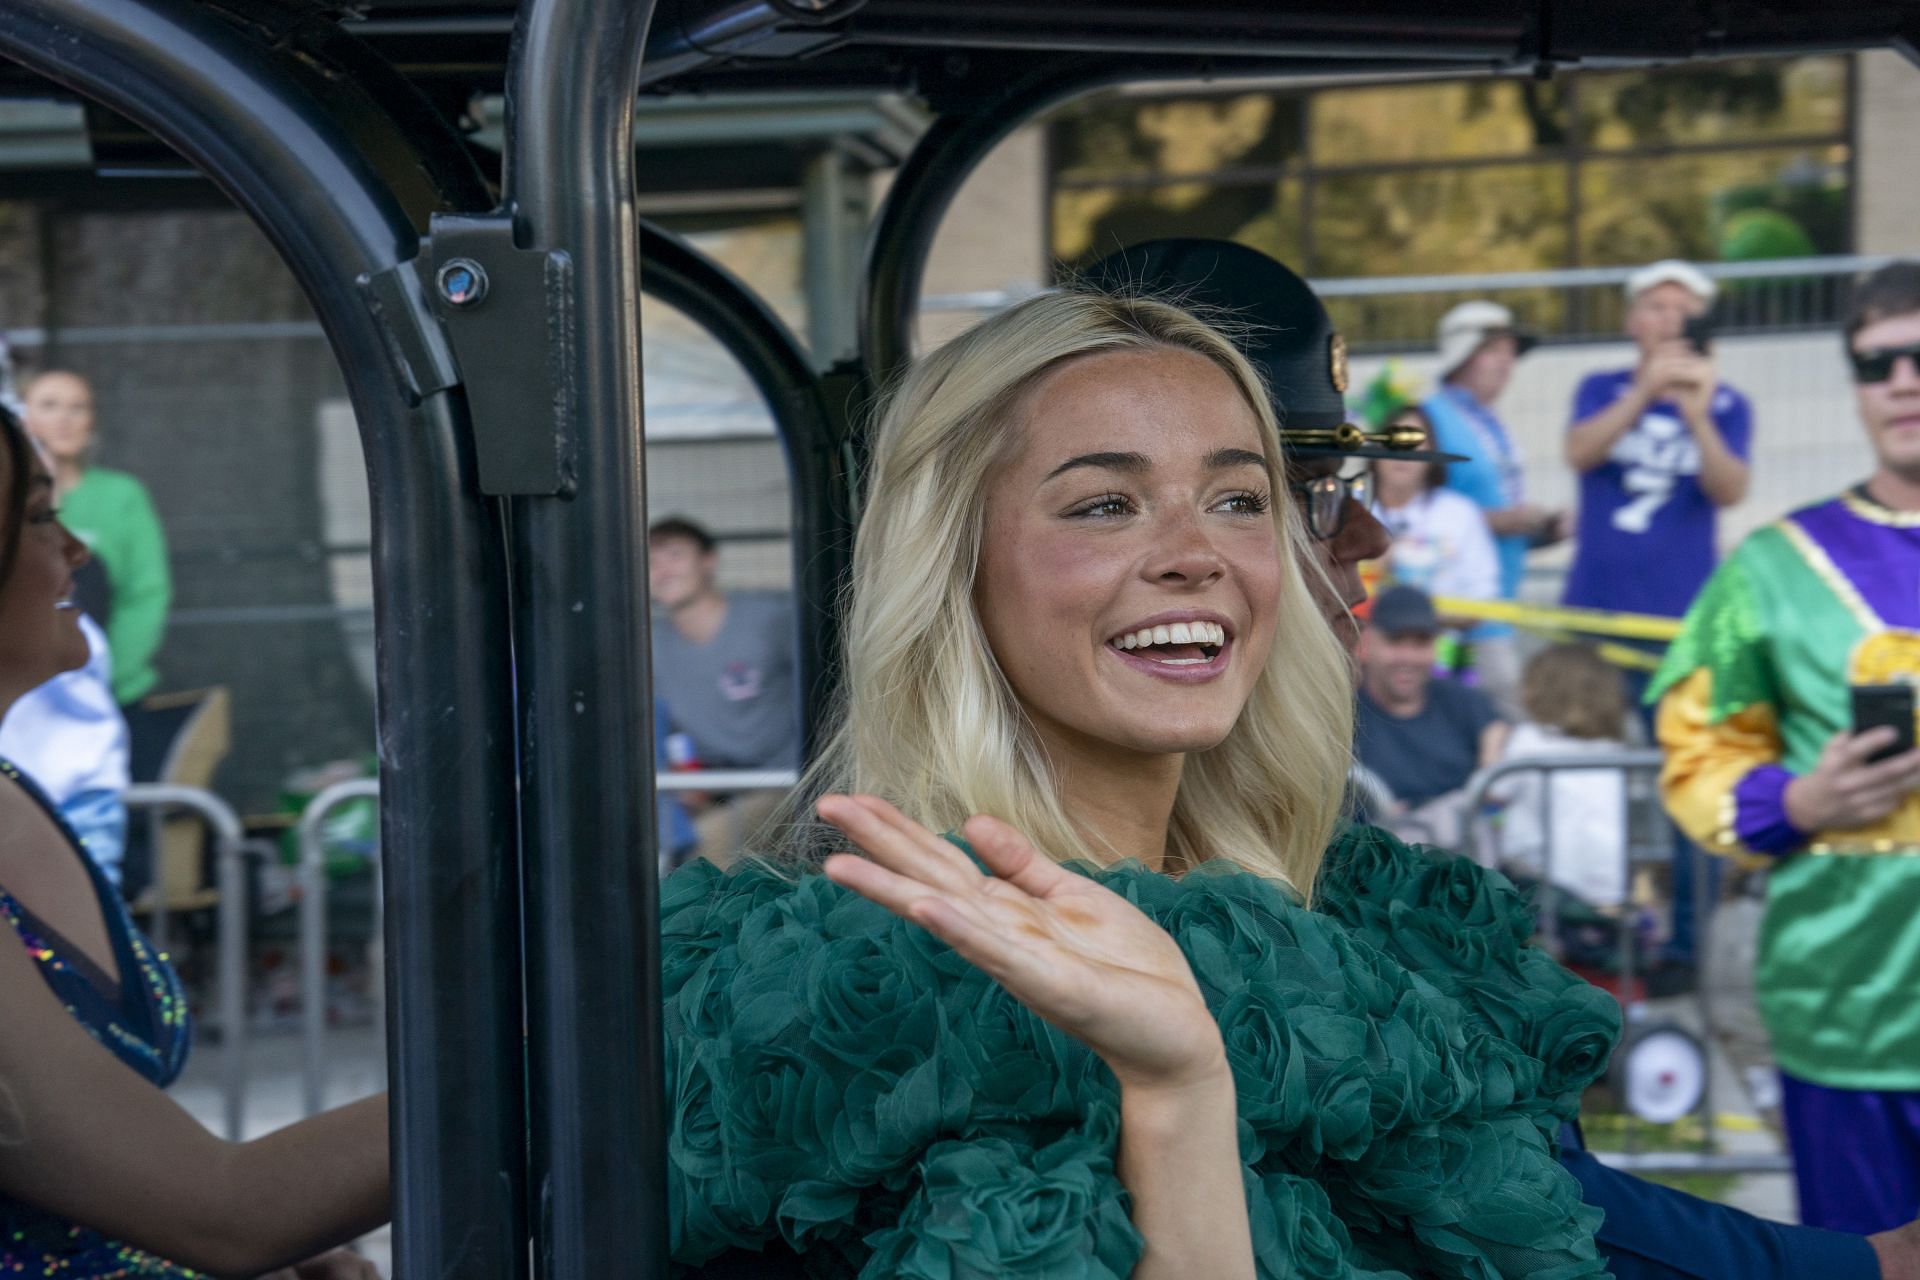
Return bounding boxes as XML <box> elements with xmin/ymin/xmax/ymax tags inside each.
<box><xmin>1371</xmin><ymin>489</ymin><xmax>1500</xmax><ymax>603</ymax></box>
<box><xmin>1488</xmin><ymin>722</ymin><xmax>1631</xmax><ymax>907</ymax></box>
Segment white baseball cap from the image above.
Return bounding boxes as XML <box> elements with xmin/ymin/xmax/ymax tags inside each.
<box><xmin>1625</xmin><ymin>259</ymin><xmax>1717</xmax><ymax>304</ymax></box>
<box><xmin>1435</xmin><ymin>300</ymin><xmax>1537</xmax><ymax>379</ymax></box>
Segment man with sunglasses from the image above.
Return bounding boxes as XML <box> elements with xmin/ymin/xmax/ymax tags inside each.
<box><xmin>1087</xmin><ymin>239</ymin><xmax>1919</xmax><ymax>1279</ymax></box>
<box><xmin>1653</xmin><ymin>261</ymin><xmax>1920</xmax><ymax>1238</ymax></box>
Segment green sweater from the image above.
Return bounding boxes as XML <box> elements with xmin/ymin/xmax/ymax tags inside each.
<box><xmin>60</xmin><ymin>467</ymin><xmax>170</xmax><ymax>703</ymax></box>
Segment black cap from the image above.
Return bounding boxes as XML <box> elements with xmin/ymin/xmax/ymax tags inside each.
<box><xmin>1368</xmin><ymin>584</ymin><xmax>1441</xmax><ymax>637</ymax></box>
<box><xmin>1079</xmin><ymin>238</ymin><xmax>1462</xmax><ymax>463</ymax></box>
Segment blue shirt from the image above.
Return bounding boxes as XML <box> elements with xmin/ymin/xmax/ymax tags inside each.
<box><xmin>1425</xmin><ymin>384</ymin><xmax>1527</xmax><ymax>640</ymax></box>
<box><xmin>1557</xmin><ymin>1125</ymin><xmax>1877</xmax><ymax>1279</ymax></box>
<box><xmin>1562</xmin><ymin>370</ymin><xmax>1752</xmax><ymax>618</ymax></box>
<box><xmin>0</xmin><ymin>616</ymin><xmax>129</xmax><ymax>884</ymax></box>
<box><xmin>1355</xmin><ymin>679</ymin><xmax>1503</xmax><ymax>808</ymax></box>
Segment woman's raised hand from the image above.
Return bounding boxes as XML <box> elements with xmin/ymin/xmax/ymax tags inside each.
<box><xmin>817</xmin><ymin>794</ymin><xmax>1225</xmax><ymax>1093</ymax></box>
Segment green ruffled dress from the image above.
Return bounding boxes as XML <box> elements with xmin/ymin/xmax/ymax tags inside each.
<box><xmin>662</xmin><ymin>824</ymin><xmax>1620</xmax><ymax>1279</ymax></box>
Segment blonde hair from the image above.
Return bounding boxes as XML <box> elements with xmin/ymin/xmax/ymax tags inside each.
<box><xmin>1520</xmin><ymin>643</ymin><xmax>1628</xmax><ymax>742</ymax></box>
<box><xmin>777</xmin><ymin>289</ymin><xmax>1353</xmax><ymax>892</ymax></box>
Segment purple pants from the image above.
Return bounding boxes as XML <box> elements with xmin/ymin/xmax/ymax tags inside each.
<box><xmin>1780</xmin><ymin>1071</ymin><xmax>1920</xmax><ymax>1233</ymax></box>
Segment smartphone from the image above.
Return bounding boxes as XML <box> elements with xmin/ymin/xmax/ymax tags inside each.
<box><xmin>1682</xmin><ymin>314</ymin><xmax>1714</xmax><ymax>355</ymax></box>
<box><xmin>1852</xmin><ymin>683</ymin><xmax>1918</xmax><ymax>763</ymax></box>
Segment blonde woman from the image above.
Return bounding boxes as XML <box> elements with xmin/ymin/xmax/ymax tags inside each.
<box><xmin>665</xmin><ymin>282</ymin><xmax>1618</xmax><ymax>1278</ymax></box>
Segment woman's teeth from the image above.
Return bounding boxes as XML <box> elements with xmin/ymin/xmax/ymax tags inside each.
<box><xmin>1112</xmin><ymin>622</ymin><xmax>1226</xmax><ymax>664</ymax></box>
<box><xmin>1114</xmin><ymin>621</ymin><xmax>1225</xmax><ymax>649</ymax></box>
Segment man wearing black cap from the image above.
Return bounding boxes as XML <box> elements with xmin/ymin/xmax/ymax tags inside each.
<box><xmin>1078</xmin><ymin>238</ymin><xmax>1442</xmax><ymax>658</ymax></box>
<box><xmin>1084</xmin><ymin>237</ymin><xmax>1917</xmax><ymax>1280</ymax></box>
<box><xmin>1353</xmin><ymin>583</ymin><xmax>1508</xmax><ymax>845</ymax></box>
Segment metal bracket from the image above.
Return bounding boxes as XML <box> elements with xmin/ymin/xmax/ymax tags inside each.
<box><xmin>426</xmin><ymin>213</ymin><xmax>578</xmax><ymax>496</ymax></box>
<box><xmin>359</xmin><ymin>256</ymin><xmax>460</xmax><ymax>406</ymax></box>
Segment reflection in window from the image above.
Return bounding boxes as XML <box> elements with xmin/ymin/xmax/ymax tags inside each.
<box><xmin>1044</xmin><ymin>54</ymin><xmax>1854</xmax><ymax>336</ymax></box>
<box><xmin>1312</xmin><ymin>164</ymin><xmax>1569</xmax><ymax>278</ymax></box>
<box><xmin>1579</xmin><ymin>146</ymin><xmax>1849</xmax><ymax>266</ymax></box>
<box><xmin>1053</xmin><ymin>180</ymin><xmax>1301</xmax><ymax>268</ymax></box>
<box><xmin>1311</xmin><ymin>78</ymin><xmax>1571</xmax><ymax>163</ymax></box>
<box><xmin>1050</xmin><ymin>92</ymin><xmax>1302</xmax><ymax>183</ymax></box>
<box><xmin>1576</xmin><ymin>57</ymin><xmax>1847</xmax><ymax>150</ymax></box>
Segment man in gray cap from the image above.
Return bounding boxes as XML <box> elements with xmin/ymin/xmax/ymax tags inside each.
<box><xmin>1422</xmin><ymin>300</ymin><xmax>1567</xmax><ymax>714</ymax></box>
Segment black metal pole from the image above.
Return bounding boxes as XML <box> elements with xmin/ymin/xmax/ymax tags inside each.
<box><xmin>0</xmin><ymin>3</ymin><xmax>528</xmax><ymax>1278</ymax></box>
<box><xmin>639</xmin><ymin>221</ymin><xmax>847</xmax><ymax>755</ymax></box>
<box><xmin>501</xmin><ymin>1</ymin><xmax>665</xmax><ymax>1274</ymax></box>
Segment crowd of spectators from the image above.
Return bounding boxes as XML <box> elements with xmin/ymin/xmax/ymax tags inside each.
<box><xmin>1354</xmin><ymin>258</ymin><xmax>1920</xmax><ymax>1235</ymax></box>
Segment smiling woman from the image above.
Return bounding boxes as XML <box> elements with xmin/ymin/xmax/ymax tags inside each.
<box><xmin>664</xmin><ymin>289</ymin><xmax>1621</xmax><ymax>1280</ymax></box>
<box><xmin>0</xmin><ymin>416</ymin><xmax>91</xmax><ymax>702</ymax></box>
<box><xmin>792</xmin><ymin>290</ymin><xmax>1355</xmax><ymax>889</ymax></box>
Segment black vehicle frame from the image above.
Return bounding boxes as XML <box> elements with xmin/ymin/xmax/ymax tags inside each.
<box><xmin>0</xmin><ymin>2</ymin><xmax>1914</xmax><ymax>1276</ymax></box>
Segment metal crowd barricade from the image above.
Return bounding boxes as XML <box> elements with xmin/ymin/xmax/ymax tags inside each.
<box><xmin>297</xmin><ymin>770</ymin><xmax>800</xmax><ymax>1116</ymax></box>
<box><xmin>1458</xmin><ymin>752</ymin><xmax>1792</xmax><ymax>1176</ymax></box>
<box><xmin>297</xmin><ymin>778</ymin><xmax>384</xmax><ymax>1116</ymax></box>
<box><xmin>122</xmin><ymin>783</ymin><xmax>265</xmax><ymax>1140</ymax></box>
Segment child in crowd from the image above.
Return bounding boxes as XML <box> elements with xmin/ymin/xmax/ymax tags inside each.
<box><xmin>1489</xmin><ymin>643</ymin><xmax>1636</xmax><ymax>909</ymax></box>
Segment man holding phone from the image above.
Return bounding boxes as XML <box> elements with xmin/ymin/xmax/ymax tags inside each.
<box><xmin>1654</xmin><ymin>260</ymin><xmax>1920</xmax><ymax>1236</ymax></box>
<box><xmin>1565</xmin><ymin>259</ymin><xmax>1754</xmax><ymax>981</ymax></box>
<box><xmin>1564</xmin><ymin>259</ymin><xmax>1753</xmax><ymax>612</ymax></box>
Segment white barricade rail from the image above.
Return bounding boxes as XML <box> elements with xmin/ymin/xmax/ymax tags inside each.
<box><xmin>297</xmin><ymin>770</ymin><xmax>800</xmax><ymax>1115</ymax></box>
<box><xmin>1458</xmin><ymin>752</ymin><xmax>1792</xmax><ymax>1177</ymax></box>
<box><xmin>122</xmin><ymin>783</ymin><xmax>269</xmax><ymax>1141</ymax></box>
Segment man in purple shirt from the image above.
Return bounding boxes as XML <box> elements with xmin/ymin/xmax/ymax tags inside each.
<box><xmin>1563</xmin><ymin>260</ymin><xmax>1753</xmax><ymax>619</ymax></box>
<box><xmin>1564</xmin><ymin>260</ymin><xmax>1753</xmax><ymax>981</ymax></box>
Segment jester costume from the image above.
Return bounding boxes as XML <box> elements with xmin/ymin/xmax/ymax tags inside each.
<box><xmin>662</xmin><ymin>825</ymin><xmax>1620</xmax><ymax>1279</ymax></box>
<box><xmin>1651</xmin><ymin>485</ymin><xmax>1920</xmax><ymax>1233</ymax></box>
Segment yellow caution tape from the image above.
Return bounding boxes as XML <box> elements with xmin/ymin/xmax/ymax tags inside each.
<box><xmin>1525</xmin><ymin>627</ymin><xmax>1666</xmax><ymax>673</ymax></box>
<box><xmin>1432</xmin><ymin>596</ymin><xmax>1684</xmax><ymax>643</ymax></box>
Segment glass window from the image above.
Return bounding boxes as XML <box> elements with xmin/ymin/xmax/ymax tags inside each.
<box><xmin>1051</xmin><ymin>92</ymin><xmax>1302</xmax><ymax>185</ymax></box>
<box><xmin>1042</xmin><ymin>55</ymin><xmax>1853</xmax><ymax>336</ymax></box>
<box><xmin>1052</xmin><ymin>179</ymin><xmax>1302</xmax><ymax>269</ymax></box>
<box><xmin>1311</xmin><ymin>78</ymin><xmax>1572</xmax><ymax>164</ymax></box>
<box><xmin>1579</xmin><ymin>145</ymin><xmax>1849</xmax><ymax>266</ymax></box>
<box><xmin>1577</xmin><ymin>56</ymin><xmax>1848</xmax><ymax>150</ymax></box>
<box><xmin>1311</xmin><ymin>163</ymin><xmax>1569</xmax><ymax>278</ymax></box>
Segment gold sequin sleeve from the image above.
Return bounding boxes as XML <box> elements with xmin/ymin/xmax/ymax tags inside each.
<box><xmin>1656</xmin><ymin>667</ymin><xmax>1787</xmax><ymax>868</ymax></box>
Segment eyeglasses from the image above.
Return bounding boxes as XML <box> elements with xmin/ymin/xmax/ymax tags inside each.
<box><xmin>1289</xmin><ymin>466</ymin><xmax>1374</xmax><ymax>541</ymax></box>
<box><xmin>1850</xmin><ymin>343</ymin><xmax>1920</xmax><ymax>384</ymax></box>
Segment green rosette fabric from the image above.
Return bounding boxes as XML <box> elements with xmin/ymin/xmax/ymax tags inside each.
<box><xmin>661</xmin><ymin>823</ymin><xmax>1618</xmax><ymax>1278</ymax></box>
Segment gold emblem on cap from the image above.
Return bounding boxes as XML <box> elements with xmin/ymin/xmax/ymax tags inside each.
<box><xmin>1329</xmin><ymin>333</ymin><xmax>1350</xmax><ymax>393</ymax></box>
<box><xmin>1387</xmin><ymin>422</ymin><xmax>1429</xmax><ymax>451</ymax></box>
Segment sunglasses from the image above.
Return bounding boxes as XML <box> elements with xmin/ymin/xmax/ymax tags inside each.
<box><xmin>1850</xmin><ymin>343</ymin><xmax>1920</xmax><ymax>384</ymax></box>
<box><xmin>1289</xmin><ymin>466</ymin><xmax>1374</xmax><ymax>541</ymax></box>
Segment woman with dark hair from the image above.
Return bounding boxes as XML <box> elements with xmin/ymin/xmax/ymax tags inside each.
<box><xmin>1362</xmin><ymin>373</ymin><xmax>1500</xmax><ymax>640</ymax></box>
<box><xmin>0</xmin><ymin>408</ymin><xmax>385</xmax><ymax>1279</ymax></box>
